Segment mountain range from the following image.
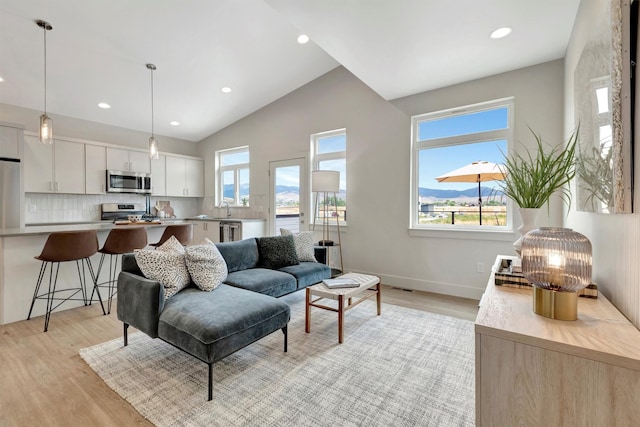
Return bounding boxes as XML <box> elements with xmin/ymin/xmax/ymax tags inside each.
<box><xmin>227</xmin><ymin>184</ymin><xmax>503</xmax><ymax>200</ymax></box>
<box><xmin>418</xmin><ymin>186</ymin><xmax>504</xmax><ymax>199</ymax></box>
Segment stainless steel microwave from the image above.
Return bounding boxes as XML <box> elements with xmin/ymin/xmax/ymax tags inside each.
<box><xmin>106</xmin><ymin>170</ymin><xmax>152</xmax><ymax>194</ymax></box>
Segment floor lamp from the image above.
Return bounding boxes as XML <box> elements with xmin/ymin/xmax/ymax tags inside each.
<box><xmin>312</xmin><ymin>170</ymin><xmax>343</xmax><ymax>275</ymax></box>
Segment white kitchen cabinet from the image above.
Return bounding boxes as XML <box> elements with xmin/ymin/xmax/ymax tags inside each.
<box><xmin>24</xmin><ymin>135</ymin><xmax>85</xmax><ymax>194</ymax></box>
<box><xmin>0</xmin><ymin>125</ymin><xmax>22</xmax><ymax>159</ymax></box>
<box><xmin>166</xmin><ymin>155</ymin><xmax>204</xmax><ymax>197</ymax></box>
<box><xmin>185</xmin><ymin>158</ymin><xmax>204</xmax><ymax>196</ymax></box>
<box><xmin>85</xmin><ymin>144</ymin><xmax>107</xmax><ymax>194</ymax></box>
<box><xmin>106</xmin><ymin>147</ymin><xmax>150</xmax><ymax>173</ymax></box>
<box><xmin>191</xmin><ymin>220</ymin><xmax>220</xmax><ymax>243</ymax></box>
<box><xmin>150</xmin><ymin>154</ymin><xmax>166</xmax><ymax>196</ymax></box>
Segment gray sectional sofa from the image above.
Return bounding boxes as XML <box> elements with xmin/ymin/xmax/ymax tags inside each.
<box><xmin>116</xmin><ymin>236</ymin><xmax>331</xmax><ymax>400</ymax></box>
<box><xmin>216</xmin><ymin>237</ymin><xmax>331</xmax><ymax>296</ymax></box>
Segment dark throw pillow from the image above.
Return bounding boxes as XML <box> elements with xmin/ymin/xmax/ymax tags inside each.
<box><xmin>256</xmin><ymin>235</ymin><xmax>300</xmax><ymax>270</ymax></box>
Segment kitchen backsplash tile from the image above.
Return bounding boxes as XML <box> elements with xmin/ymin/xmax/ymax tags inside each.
<box><xmin>25</xmin><ymin>193</ymin><xmax>199</xmax><ymax>224</ymax></box>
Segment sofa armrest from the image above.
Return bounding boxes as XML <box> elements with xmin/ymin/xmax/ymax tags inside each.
<box><xmin>116</xmin><ymin>271</ymin><xmax>165</xmax><ymax>338</ymax></box>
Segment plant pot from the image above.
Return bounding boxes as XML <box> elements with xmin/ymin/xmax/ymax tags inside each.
<box><xmin>513</xmin><ymin>207</ymin><xmax>540</xmax><ymax>256</ymax></box>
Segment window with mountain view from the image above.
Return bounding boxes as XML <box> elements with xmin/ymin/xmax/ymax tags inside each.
<box><xmin>311</xmin><ymin>129</ymin><xmax>347</xmax><ymax>225</ymax></box>
<box><xmin>410</xmin><ymin>99</ymin><xmax>513</xmax><ymax>229</ymax></box>
<box><xmin>217</xmin><ymin>146</ymin><xmax>250</xmax><ymax>206</ymax></box>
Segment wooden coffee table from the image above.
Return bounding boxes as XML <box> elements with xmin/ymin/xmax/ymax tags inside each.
<box><xmin>305</xmin><ymin>272</ymin><xmax>381</xmax><ymax>343</ymax></box>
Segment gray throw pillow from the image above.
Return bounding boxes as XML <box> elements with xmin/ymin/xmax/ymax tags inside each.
<box><xmin>256</xmin><ymin>235</ymin><xmax>300</xmax><ymax>270</ymax></box>
<box><xmin>280</xmin><ymin>228</ymin><xmax>317</xmax><ymax>262</ymax></box>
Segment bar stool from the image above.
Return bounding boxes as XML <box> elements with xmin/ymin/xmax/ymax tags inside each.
<box><xmin>90</xmin><ymin>226</ymin><xmax>148</xmax><ymax>314</ymax></box>
<box><xmin>28</xmin><ymin>229</ymin><xmax>105</xmax><ymax>332</ymax></box>
<box><xmin>150</xmin><ymin>224</ymin><xmax>193</xmax><ymax>247</ymax></box>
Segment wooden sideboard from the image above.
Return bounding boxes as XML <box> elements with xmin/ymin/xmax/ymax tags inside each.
<box><xmin>475</xmin><ymin>256</ymin><xmax>640</xmax><ymax>426</ymax></box>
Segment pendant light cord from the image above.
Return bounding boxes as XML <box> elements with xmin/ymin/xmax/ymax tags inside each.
<box><xmin>43</xmin><ymin>23</ymin><xmax>47</xmax><ymax>115</ymax></box>
<box><xmin>150</xmin><ymin>67</ymin><xmax>154</xmax><ymax>137</ymax></box>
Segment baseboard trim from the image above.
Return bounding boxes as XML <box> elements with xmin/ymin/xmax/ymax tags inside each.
<box><xmin>348</xmin><ymin>270</ymin><xmax>483</xmax><ymax>301</ymax></box>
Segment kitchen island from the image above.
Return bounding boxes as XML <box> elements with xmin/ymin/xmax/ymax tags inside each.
<box><xmin>0</xmin><ymin>220</ymin><xmax>189</xmax><ymax>325</ymax></box>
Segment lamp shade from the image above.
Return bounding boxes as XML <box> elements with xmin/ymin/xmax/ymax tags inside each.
<box><xmin>312</xmin><ymin>170</ymin><xmax>340</xmax><ymax>192</ymax></box>
<box><xmin>521</xmin><ymin>227</ymin><xmax>592</xmax><ymax>292</ymax></box>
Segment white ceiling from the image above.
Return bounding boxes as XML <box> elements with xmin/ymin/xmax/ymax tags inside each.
<box><xmin>0</xmin><ymin>0</ymin><xmax>580</xmax><ymax>142</ymax></box>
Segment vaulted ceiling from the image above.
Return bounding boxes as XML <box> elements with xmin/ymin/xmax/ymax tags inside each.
<box><xmin>0</xmin><ymin>0</ymin><xmax>580</xmax><ymax>142</ymax></box>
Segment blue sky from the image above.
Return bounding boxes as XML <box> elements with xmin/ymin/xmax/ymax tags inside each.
<box><xmin>418</xmin><ymin>107</ymin><xmax>508</xmax><ymax>191</ymax></box>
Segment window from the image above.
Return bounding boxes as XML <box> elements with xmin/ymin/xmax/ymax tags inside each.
<box><xmin>311</xmin><ymin>129</ymin><xmax>347</xmax><ymax>224</ymax></box>
<box><xmin>410</xmin><ymin>98</ymin><xmax>513</xmax><ymax>230</ymax></box>
<box><xmin>216</xmin><ymin>146</ymin><xmax>250</xmax><ymax>206</ymax></box>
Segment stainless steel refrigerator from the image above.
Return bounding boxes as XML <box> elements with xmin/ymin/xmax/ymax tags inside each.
<box><xmin>0</xmin><ymin>157</ymin><xmax>21</xmax><ymax>229</ymax></box>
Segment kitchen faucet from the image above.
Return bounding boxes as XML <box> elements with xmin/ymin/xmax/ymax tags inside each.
<box><xmin>218</xmin><ymin>200</ymin><xmax>231</xmax><ymax>218</ymax></box>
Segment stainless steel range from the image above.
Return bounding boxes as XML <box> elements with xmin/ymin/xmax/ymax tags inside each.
<box><xmin>101</xmin><ymin>203</ymin><xmax>149</xmax><ymax>221</ymax></box>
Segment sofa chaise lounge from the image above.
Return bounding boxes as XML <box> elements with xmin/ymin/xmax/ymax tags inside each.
<box><xmin>117</xmin><ymin>236</ymin><xmax>331</xmax><ymax>400</ymax></box>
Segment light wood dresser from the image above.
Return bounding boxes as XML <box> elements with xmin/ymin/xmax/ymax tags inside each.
<box><xmin>475</xmin><ymin>257</ymin><xmax>640</xmax><ymax>426</ymax></box>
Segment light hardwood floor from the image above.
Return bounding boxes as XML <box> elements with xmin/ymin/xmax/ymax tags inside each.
<box><xmin>0</xmin><ymin>285</ymin><xmax>478</xmax><ymax>426</ymax></box>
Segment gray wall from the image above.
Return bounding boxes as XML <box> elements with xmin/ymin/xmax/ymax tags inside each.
<box><xmin>564</xmin><ymin>0</ymin><xmax>640</xmax><ymax>327</ymax></box>
<box><xmin>198</xmin><ymin>61</ymin><xmax>565</xmax><ymax>300</ymax></box>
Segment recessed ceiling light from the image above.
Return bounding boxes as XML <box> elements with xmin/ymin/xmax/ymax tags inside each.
<box><xmin>0</xmin><ymin>76</ymin><xmax>4</xmax><ymax>82</ymax></box>
<box><xmin>170</xmin><ymin>121</ymin><xmax>180</xmax><ymax>126</ymax></box>
<box><xmin>297</xmin><ymin>34</ymin><xmax>310</xmax><ymax>44</ymax></box>
<box><xmin>221</xmin><ymin>87</ymin><xmax>232</xmax><ymax>94</ymax></box>
<box><xmin>98</xmin><ymin>102</ymin><xmax>111</xmax><ymax>109</ymax></box>
<box><xmin>490</xmin><ymin>27</ymin><xmax>512</xmax><ymax>39</ymax></box>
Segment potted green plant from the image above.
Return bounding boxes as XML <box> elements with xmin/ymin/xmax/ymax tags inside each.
<box><xmin>497</xmin><ymin>126</ymin><xmax>579</xmax><ymax>254</ymax></box>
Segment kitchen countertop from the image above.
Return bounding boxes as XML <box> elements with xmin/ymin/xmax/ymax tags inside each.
<box><xmin>0</xmin><ymin>219</ymin><xmax>190</xmax><ymax>237</ymax></box>
<box><xmin>187</xmin><ymin>217</ymin><xmax>266</xmax><ymax>222</ymax></box>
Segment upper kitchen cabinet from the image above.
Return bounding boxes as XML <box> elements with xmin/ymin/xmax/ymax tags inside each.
<box><xmin>85</xmin><ymin>144</ymin><xmax>107</xmax><ymax>194</ymax></box>
<box><xmin>0</xmin><ymin>124</ymin><xmax>23</xmax><ymax>159</ymax></box>
<box><xmin>24</xmin><ymin>135</ymin><xmax>85</xmax><ymax>194</ymax></box>
<box><xmin>106</xmin><ymin>147</ymin><xmax>150</xmax><ymax>173</ymax></box>
<box><xmin>150</xmin><ymin>154</ymin><xmax>166</xmax><ymax>196</ymax></box>
<box><xmin>166</xmin><ymin>155</ymin><xmax>204</xmax><ymax>197</ymax></box>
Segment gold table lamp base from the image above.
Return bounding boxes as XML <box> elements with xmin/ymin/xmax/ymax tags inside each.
<box><xmin>533</xmin><ymin>287</ymin><xmax>578</xmax><ymax>321</ymax></box>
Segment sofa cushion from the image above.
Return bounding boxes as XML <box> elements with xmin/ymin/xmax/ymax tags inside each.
<box><xmin>134</xmin><ymin>236</ymin><xmax>190</xmax><ymax>299</ymax></box>
<box><xmin>223</xmin><ymin>268</ymin><xmax>297</xmax><ymax>297</ymax></box>
<box><xmin>185</xmin><ymin>238</ymin><xmax>228</xmax><ymax>291</ymax></box>
<box><xmin>216</xmin><ymin>238</ymin><xmax>259</xmax><ymax>273</ymax></box>
<box><xmin>279</xmin><ymin>262</ymin><xmax>332</xmax><ymax>288</ymax></box>
<box><xmin>158</xmin><ymin>284</ymin><xmax>290</xmax><ymax>363</ymax></box>
<box><xmin>280</xmin><ymin>229</ymin><xmax>317</xmax><ymax>262</ymax></box>
<box><xmin>256</xmin><ymin>235</ymin><xmax>299</xmax><ymax>270</ymax></box>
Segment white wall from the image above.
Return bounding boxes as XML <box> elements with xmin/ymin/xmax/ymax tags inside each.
<box><xmin>24</xmin><ymin>193</ymin><xmax>199</xmax><ymax>224</ymax></box>
<box><xmin>564</xmin><ymin>0</ymin><xmax>640</xmax><ymax>327</ymax></box>
<box><xmin>0</xmin><ymin>103</ymin><xmax>197</xmax><ymax>157</ymax></box>
<box><xmin>198</xmin><ymin>62</ymin><xmax>565</xmax><ymax>300</ymax></box>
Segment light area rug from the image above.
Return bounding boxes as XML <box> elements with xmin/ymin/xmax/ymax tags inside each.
<box><xmin>80</xmin><ymin>291</ymin><xmax>475</xmax><ymax>427</ymax></box>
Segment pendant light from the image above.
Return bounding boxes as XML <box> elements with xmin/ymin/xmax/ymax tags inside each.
<box><xmin>36</xmin><ymin>20</ymin><xmax>53</xmax><ymax>144</ymax></box>
<box><xmin>147</xmin><ymin>63</ymin><xmax>159</xmax><ymax>159</ymax></box>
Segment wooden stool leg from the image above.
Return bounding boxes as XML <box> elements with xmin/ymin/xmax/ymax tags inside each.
<box><xmin>376</xmin><ymin>282</ymin><xmax>382</xmax><ymax>315</ymax></box>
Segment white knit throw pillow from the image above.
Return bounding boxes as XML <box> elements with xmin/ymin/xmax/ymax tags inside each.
<box><xmin>185</xmin><ymin>238</ymin><xmax>228</xmax><ymax>291</ymax></box>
